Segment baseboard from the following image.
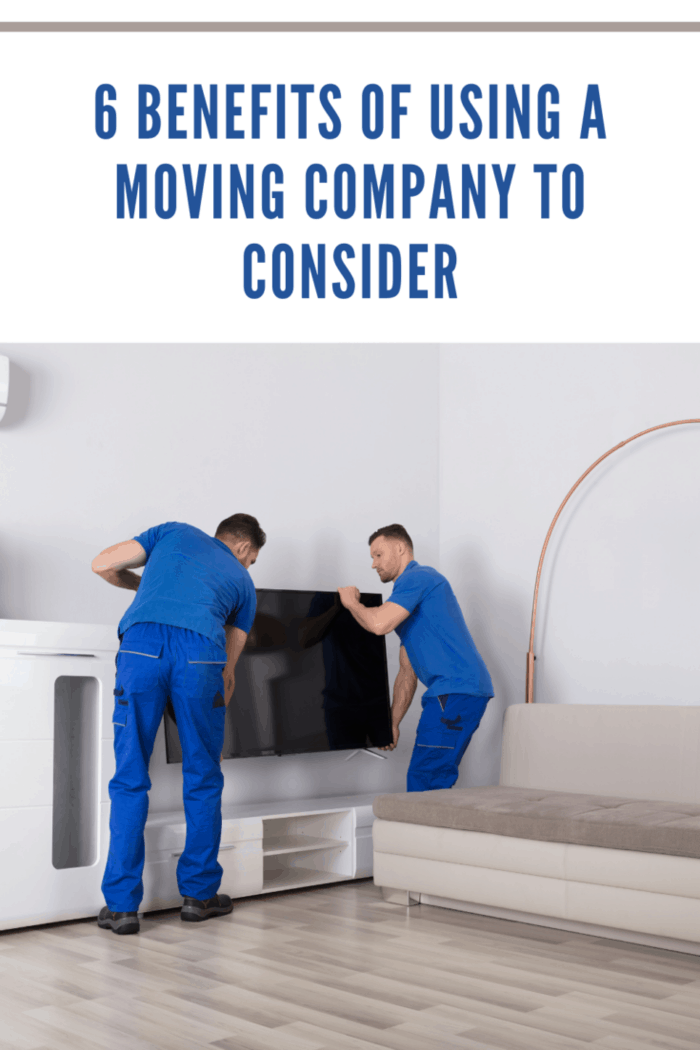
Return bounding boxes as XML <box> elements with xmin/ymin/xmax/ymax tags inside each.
<box><xmin>418</xmin><ymin>893</ymin><xmax>700</xmax><ymax>957</ymax></box>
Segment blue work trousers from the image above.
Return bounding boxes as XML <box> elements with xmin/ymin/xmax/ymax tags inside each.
<box><xmin>407</xmin><ymin>693</ymin><xmax>489</xmax><ymax>792</ymax></box>
<box><xmin>101</xmin><ymin>622</ymin><xmax>228</xmax><ymax>912</ymax></box>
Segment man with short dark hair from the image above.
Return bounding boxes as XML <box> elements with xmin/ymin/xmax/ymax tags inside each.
<box><xmin>92</xmin><ymin>514</ymin><xmax>265</xmax><ymax>934</ymax></box>
<box><xmin>338</xmin><ymin>524</ymin><xmax>493</xmax><ymax>792</ymax></box>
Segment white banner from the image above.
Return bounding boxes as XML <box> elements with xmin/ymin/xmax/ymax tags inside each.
<box><xmin>0</xmin><ymin>25</ymin><xmax>696</xmax><ymax>340</ymax></box>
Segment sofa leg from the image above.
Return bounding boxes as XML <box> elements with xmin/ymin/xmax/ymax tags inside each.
<box><xmin>380</xmin><ymin>886</ymin><xmax>420</xmax><ymax>906</ymax></box>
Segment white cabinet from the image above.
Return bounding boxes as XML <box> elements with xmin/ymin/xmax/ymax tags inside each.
<box><xmin>141</xmin><ymin>794</ymin><xmax>379</xmax><ymax>910</ymax></box>
<box><xmin>0</xmin><ymin>620</ymin><xmax>118</xmax><ymax>931</ymax></box>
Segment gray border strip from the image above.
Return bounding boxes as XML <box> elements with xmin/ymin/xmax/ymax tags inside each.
<box><xmin>0</xmin><ymin>22</ymin><xmax>698</xmax><ymax>32</ymax></box>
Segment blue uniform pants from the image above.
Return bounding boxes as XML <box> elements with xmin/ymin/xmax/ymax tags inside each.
<box><xmin>101</xmin><ymin>622</ymin><xmax>228</xmax><ymax>912</ymax></box>
<box><xmin>407</xmin><ymin>693</ymin><xmax>489</xmax><ymax>792</ymax></box>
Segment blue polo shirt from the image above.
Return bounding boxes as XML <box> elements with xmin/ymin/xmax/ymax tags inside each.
<box><xmin>389</xmin><ymin>561</ymin><xmax>493</xmax><ymax>699</ymax></box>
<box><xmin>118</xmin><ymin>522</ymin><xmax>257</xmax><ymax>650</ymax></box>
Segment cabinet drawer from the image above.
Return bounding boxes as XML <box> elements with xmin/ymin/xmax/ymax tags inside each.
<box><xmin>219</xmin><ymin>839</ymin><xmax>264</xmax><ymax>898</ymax></box>
<box><xmin>221</xmin><ymin>817</ymin><xmax>263</xmax><ymax>846</ymax></box>
<box><xmin>146</xmin><ymin>816</ymin><xmax>262</xmax><ymax>855</ymax></box>
<box><xmin>141</xmin><ymin>852</ymin><xmax>182</xmax><ymax>912</ymax></box>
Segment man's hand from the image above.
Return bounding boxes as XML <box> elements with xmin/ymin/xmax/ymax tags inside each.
<box><xmin>337</xmin><ymin>591</ymin><xmax>410</xmax><ymax>637</ymax></box>
<box><xmin>379</xmin><ymin>725</ymin><xmax>400</xmax><ymax>752</ymax></box>
<box><xmin>337</xmin><ymin>585</ymin><xmax>361</xmax><ymax>609</ymax></box>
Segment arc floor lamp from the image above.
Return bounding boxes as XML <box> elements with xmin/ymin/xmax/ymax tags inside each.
<box><xmin>525</xmin><ymin>419</ymin><xmax>700</xmax><ymax>704</ymax></box>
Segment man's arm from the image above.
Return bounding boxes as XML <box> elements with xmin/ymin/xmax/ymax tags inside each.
<box><xmin>223</xmin><ymin>625</ymin><xmax>248</xmax><ymax>706</ymax></box>
<box><xmin>380</xmin><ymin>645</ymin><xmax>418</xmax><ymax>751</ymax></box>
<box><xmin>91</xmin><ymin>540</ymin><xmax>147</xmax><ymax>592</ymax></box>
<box><xmin>337</xmin><ymin>586</ymin><xmax>409</xmax><ymax>635</ymax></box>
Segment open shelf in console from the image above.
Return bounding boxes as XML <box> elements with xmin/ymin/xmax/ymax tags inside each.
<box><xmin>262</xmin><ymin>810</ymin><xmax>352</xmax><ymax>853</ymax></box>
<box><xmin>262</xmin><ymin>865</ymin><xmax>354</xmax><ymax>893</ymax></box>
<box><xmin>261</xmin><ymin>809</ymin><xmax>354</xmax><ymax>892</ymax></box>
<box><xmin>263</xmin><ymin>834</ymin><xmax>343</xmax><ymax>855</ymax></box>
<box><xmin>263</xmin><ymin>844</ymin><xmax>353</xmax><ymax>893</ymax></box>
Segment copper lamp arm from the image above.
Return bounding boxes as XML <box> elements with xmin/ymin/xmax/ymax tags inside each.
<box><xmin>525</xmin><ymin>418</ymin><xmax>700</xmax><ymax>703</ymax></box>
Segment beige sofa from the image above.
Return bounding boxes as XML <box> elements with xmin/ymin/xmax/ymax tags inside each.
<box><xmin>373</xmin><ymin>704</ymin><xmax>700</xmax><ymax>954</ymax></box>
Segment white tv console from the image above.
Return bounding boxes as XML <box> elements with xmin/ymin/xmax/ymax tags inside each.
<box><xmin>141</xmin><ymin>793</ymin><xmax>377</xmax><ymax>912</ymax></box>
<box><xmin>0</xmin><ymin>619</ymin><xmax>379</xmax><ymax>930</ymax></box>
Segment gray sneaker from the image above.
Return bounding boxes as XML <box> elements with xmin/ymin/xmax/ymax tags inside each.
<box><xmin>180</xmin><ymin>893</ymin><xmax>234</xmax><ymax>922</ymax></box>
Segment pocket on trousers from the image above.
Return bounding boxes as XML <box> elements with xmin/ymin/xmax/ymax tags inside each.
<box><xmin>184</xmin><ymin>659</ymin><xmax>227</xmax><ymax>714</ymax></box>
<box><xmin>416</xmin><ymin>697</ymin><xmax>457</xmax><ymax>750</ymax></box>
<box><xmin>185</xmin><ymin>642</ymin><xmax>227</xmax><ymax>709</ymax></box>
<box><xmin>113</xmin><ymin>697</ymin><xmax>129</xmax><ymax>728</ymax></box>
<box><xmin>118</xmin><ymin>646</ymin><xmax>163</xmax><ymax>659</ymax></box>
<box><xmin>415</xmin><ymin>738</ymin><xmax>456</xmax><ymax>751</ymax></box>
<box><xmin>187</xmin><ymin>654</ymin><xmax>227</xmax><ymax>665</ymax></box>
<box><xmin>118</xmin><ymin>623</ymin><xmax>164</xmax><ymax>659</ymax></box>
<box><xmin>185</xmin><ymin>636</ymin><xmax>227</xmax><ymax>665</ymax></box>
<box><xmin>116</xmin><ymin>627</ymin><xmax>163</xmax><ymax>702</ymax></box>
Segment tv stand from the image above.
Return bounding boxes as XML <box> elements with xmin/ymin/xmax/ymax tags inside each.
<box><xmin>344</xmin><ymin>748</ymin><xmax>388</xmax><ymax>761</ymax></box>
<box><xmin>141</xmin><ymin>793</ymin><xmax>379</xmax><ymax>911</ymax></box>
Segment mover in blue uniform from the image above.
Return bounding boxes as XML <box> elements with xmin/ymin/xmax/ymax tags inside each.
<box><xmin>338</xmin><ymin>524</ymin><xmax>493</xmax><ymax>792</ymax></box>
<box><xmin>91</xmin><ymin>514</ymin><xmax>265</xmax><ymax>935</ymax></box>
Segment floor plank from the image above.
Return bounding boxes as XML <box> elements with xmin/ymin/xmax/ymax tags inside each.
<box><xmin>2</xmin><ymin>880</ymin><xmax>700</xmax><ymax>1050</ymax></box>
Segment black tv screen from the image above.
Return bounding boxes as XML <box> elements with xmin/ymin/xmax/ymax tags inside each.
<box><xmin>164</xmin><ymin>589</ymin><xmax>392</xmax><ymax>762</ymax></box>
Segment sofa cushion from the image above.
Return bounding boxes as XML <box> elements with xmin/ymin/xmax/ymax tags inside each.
<box><xmin>373</xmin><ymin>821</ymin><xmax>700</xmax><ymax>899</ymax></box>
<box><xmin>500</xmin><ymin>705</ymin><xmax>700</xmax><ymax>805</ymax></box>
<box><xmin>373</xmin><ymin>786</ymin><xmax>700</xmax><ymax>858</ymax></box>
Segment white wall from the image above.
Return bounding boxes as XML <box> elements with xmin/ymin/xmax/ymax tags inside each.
<box><xmin>0</xmin><ymin>345</ymin><xmax>439</xmax><ymax>808</ymax></box>
<box><xmin>440</xmin><ymin>345</ymin><xmax>700</xmax><ymax>788</ymax></box>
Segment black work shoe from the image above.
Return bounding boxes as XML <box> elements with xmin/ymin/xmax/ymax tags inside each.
<box><xmin>180</xmin><ymin>893</ymin><xmax>234</xmax><ymax>922</ymax></box>
<box><xmin>97</xmin><ymin>905</ymin><xmax>140</xmax><ymax>935</ymax></box>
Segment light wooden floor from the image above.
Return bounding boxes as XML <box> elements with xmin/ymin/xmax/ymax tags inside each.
<box><xmin>2</xmin><ymin>880</ymin><xmax>700</xmax><ymax>1050</ymax></box>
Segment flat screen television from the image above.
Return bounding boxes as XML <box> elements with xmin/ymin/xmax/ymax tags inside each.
<box><xmin>164</xmin><ymin>588</ymin><xmax>392</xmax><ymax>762</ymax></box>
